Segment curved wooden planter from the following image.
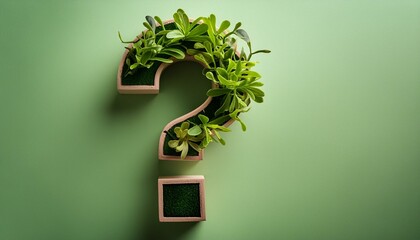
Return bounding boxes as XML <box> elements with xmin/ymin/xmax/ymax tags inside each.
<box><xmin>117</xmin><ymin>19</ymin><xmax>234</xmax><ymax>161</ymax></box>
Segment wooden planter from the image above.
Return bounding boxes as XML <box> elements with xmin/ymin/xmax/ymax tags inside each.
<box><xmin>158</xmin><ymin>175</ymin><xmax>206</xmax><ymax>222</ymax></box>
<box><xmin>117</xmin><ymin>20</ymin><xmax>234</xmax><ymax>161</ymax></box>
<box><xmin>117</xmin><ymin>19</ymin><xmax>188</xmax><ymax>95</ymax></box>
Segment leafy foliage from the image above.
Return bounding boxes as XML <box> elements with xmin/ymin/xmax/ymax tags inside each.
<box><xmin>119</xmin><ymin>9</ymin><xmax>270</xmax><ymax>159</ymax></box>
<box><xmin>168</xmin><ymin>122</ymin><xmax>202</xmax><ymax>159</ymax></box>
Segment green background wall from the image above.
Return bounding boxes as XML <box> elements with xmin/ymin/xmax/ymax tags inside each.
<box><xmin>1</xmin><ymin>0</ymin><xmax>419</xmax><ymax>239</ymax></box>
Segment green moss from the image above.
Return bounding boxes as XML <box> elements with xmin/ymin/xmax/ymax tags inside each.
<box><xmin>121</xmin><ymin>61</ymin><xmax>161</xmax><ymax>85</ymax></box>
<box><xmin>163</xmin><ymin>183</ymin><xmax>201</xmax><ymax>217</ymax></box>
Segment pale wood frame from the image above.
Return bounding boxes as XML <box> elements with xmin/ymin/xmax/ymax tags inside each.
<box><xmin>158</xmin><ymin>175</ymin><xmax>206</xmax><ymax>222</ymax></box>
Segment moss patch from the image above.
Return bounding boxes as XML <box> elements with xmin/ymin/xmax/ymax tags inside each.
<box><xmin>121</xmin><ymin>61</ymin><xmax>161</xmax><ymax>85</ymax></box>
<box><xmin>163</xmin><ymin>183</ymin><xmax>201</xmax><ymax>217</ymax></box>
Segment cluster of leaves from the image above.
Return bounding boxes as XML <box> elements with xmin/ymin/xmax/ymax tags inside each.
<box><xmin>167</xmin><ymin>115</ymin><xmax>230</xmax><ymax>159</ymax></box>
<box><xmin>119</xmin><ymin>10</ymin><xmax>208</xmax><ymax>76</ymax></box>
<box><xmin>119</xmin><ymin>9</ymin><xmax>270</xmax><ymax>159</ymax></box>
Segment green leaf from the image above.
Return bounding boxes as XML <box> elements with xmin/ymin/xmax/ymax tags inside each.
<box><xmin>174</xmin><ymin>9</ymin><xmax>190</xmax><ymax>34</ymax></box>
<box><xmin>149</xmin><ymin>57</ymin><xmax>173</xmax><ymax>63</ymax></box>
<box><xmin>202</xmin><ymin>52</ymin><xmax>214</xmax><ymax>64</ymax></box>
<box><xmin>246</xmin><ymin>61</ymin><xmax>256</xmax><ymax>68</ymax></box>
<box><xmin>145</xmin><ymin>15</ymin><xmax>156</xmax><ymax>33</ymax></box>
<box><xmin>216</xmin><ymin>67</ymin><xmax>229</xmax><ymax>80</ymax></box>
<box><xmin>224</xmin><ymin>48</ymin><xmax>234</xmax><ymax>60</ymax></box>
<box><xmin>129</xmin><ymin>63</ymin><xmax>140</xmax><ymax>70</ymax></box>
<box><xmin>160</xmin><ymin>48</ymin><xmax>185</xmax><ymax>59</ymax></box>
<box><xmin>176</xmin><ymin>139</ymin><xmax>187</xmax><ymax>151</ymax></box>
<box><xmin>233</xmin><ymin>22</ymin><xmax>242</xmax><ymax>32</ymax></box>
<box><xmin>243</xmin><ymin>70</ymin><xmax>261</xmax><ymax>79</ymax></box>
<box><xmin>249</xmin><ymin>81</ymin><xmax>264</xmax><ymax>87</ymax></box>
<box><xmin>194</xmin><ymin>54</ymin><xmax>211</xmax><ymax>68</ymax></box>
<box><xmin>180</xmin><ymin>130</ymin><xmax>187</xmax><ymax>139</ymax></box>
<box><xmin>191</xmin><ymin>17</ymin><xmax>204</xmax><ymax>26</ymax></box>
<box><xmin>208</xmin><ymin>14</ymin><xmax>216</xmax><ymax>34</ymax></box>
<box><xmin>217</xmin><ymin>20</ymin><xmax>230</xmax><ymax>34</ymax></box>
<box><xmin>166</xmin><ymin>30</ymin><xmax>185</xmax><ymax>39</ymax></box>
<box><xmin>154</xmin><ymin>16</ymin><xmax>164</xmax><ymax>29</ymax></box>
<box><xmin>188</xmin><ymin>24</ymin><xmax>208</xmax><ymax>37</ymax></box>
<box><xmin>242</xmin><ymin>88</ymin><xmax>256</xmax><ymax>101</ymax></box>
<box><xmin>208</xmin><ymin>30</ymin><xmax>216</xmax><ymax>45</ymax></box>
<box><xmin>205</xmin><ymin>71</ymin><xmax>216</xmax><ymax>82</ymax></box>
<box><xmin>212</xmin><ymin>130</ymin><xmax>226</xmax><ymax>145</ymax></box>
<box><xmin>252</xmin><ymin>49</ymin><xmax>271</xmax><ymax>54</ymax></box>
<box><xmin>204</xmin><ymin>41</ymin><xmax>213</xmax><ymax>54</ymax></box>
<box><xmin>208</xmin><ymin>115</ymin><xmax>231</xmax><ymax>125</ymax></box>
<box><xmin>186</xmin><ymin>49</ymin><xmax>201</xmax><ymax>55</ymax></box>
<box><xmin>229</xmin><ymin>94</ymin><xmax>237</xmax><ymax>112</ymax></box>
<box><xmin>223</xmin><ymin>22</ymin><xmax>241</xmax><ymax>40</ymax></box>
<box><xmin>181</xmin><ymin>122</ymin><xmax>190</xmax><ymax>130</ymax></box>
<box><xmin>174</xmin><ymin>127</ymin><xmax>182</xmax><ymax>138</ymax></box>
<box><xmin>208</xmin><ymin>124</ymin><xmax>231</xmax><ymax>132</ymax></box>
<box><xmin>207</xmin><ymin>88</ymin><xmax>231</xmax><ymax>97</ymax></box>
<box><xmin>180</xmin><ymin>141</ymin><xmax>189</xmax><ymax>159</ymax></box>
<box><xmin>215</xmin><ymin>93</ymin><xmax>232</xmax><ymax>116</ymax></box>
<box><xmin>143</xmin><ymin>22</ymin><xmax>153</xmax><ymax>33</ymax></box>
<box><xmin>199</xmin><ymin>127</ymin><xmax>211</xmax><ymax>147</ymax></box>
<box><xmin>227</xmin><ymin>59</ymin><xmax>236</xmax><ymax>72</ymax></box>
<box><xmin>155</xmin><ymin>30</ymin><xmax>171</xmax><ymax>36</ymax></box>
<box><xmin>237</xmin><ymin>118</ymin><xmax>247</xmax><ymax>131</ymax></box>
<box><xmin>194</xmin><ymin>42</ymin><xmax>206</xmax><ymax>49</ymax></box>
<box><xmin>188</xmin><ymin>125</ymin><xmax>202</xmax><ymax>136</ymax></box>
<box><xmin>168</xmin><ymin>140</ymin><xmax>179</xmax><ymax>148</ymax></box>
<box><xmin>254</xmin><ymin>96</ymin><xmax>264</xmax><ymax>103</ymax></box>
<box><xmin>240</xmin><ymin>47</ymin><xmax>247</xmax><ymax>60</ymax></box>
<box><xmin>189</xmin><ymin>142</ymin><xmax>201</xmax><ymax>152</ymax></box>
<box><xmin>180</xmin><ymin>9</ymin><xmax>190</xmax><ymax>32</ymax></box>
<box><xmin>229</xmin><ymin>108</ymin><xmax>249</xmax><ymax>131</ymax></box>
<box><xmin>198</xmin><ymin>114</ymin><xmax>209</xmax><ymax>124</ymax></box>
<box><xmin>230</xmin><ymin>73</ymin><xmax>238</xmax><ymax>82</ymax></box>
<box><xmin>249</xmin><ymin>87</ymin><xmax>265</xmax><ymax>97</ymax></box>
<box><xmin>235</xmin><ymin>60</ymin><xmax>242</xmax><ymax>75</ymax></box>
<box><xmin>237</xmin><ymin>96</ymin><xmax>248</xmax><ymax>108</ymax></box>
<box><xmin>189</xmin><ymin>135</ymin><xmax>203</xmax><ymax>142</ymax></box>
<box><xmin>184</xmin><ymin>36</ymin><xmax>211</xmax><ymax>43</ymax></box>
<box><xmin>213</xmin><ymin>51</ymin><xmax>224</xmax><ymax>60</ymax></box>
<box><xmin>235</xmin><ymin>29</ymin><xmax>250</xmax><ymax>44</ymax></box>
<box><xmin>173</xmin><ymin>10</ymin><xmax>183</xmax><ymax>32</ymax></box>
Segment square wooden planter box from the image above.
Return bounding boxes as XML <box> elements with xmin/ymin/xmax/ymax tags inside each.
<box><xmin>158</xmin><ymin>175</ymin><xmax>206</xmax><ymax>222</ymax></box>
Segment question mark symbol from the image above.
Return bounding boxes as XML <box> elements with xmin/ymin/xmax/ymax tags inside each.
<box><xmin>117</xmin><ymin>50</ymin><xmax>215</xmax><ymax>223</ymax></box>
<box><xmin>117</xmin><ymin>29</ymin><xmax>217</xmax><ymax>224</ymax></box>
<box><xmin>116</xmin><ymin>14</ymin><xmax>245</xmax><ymax>222</ymax></box>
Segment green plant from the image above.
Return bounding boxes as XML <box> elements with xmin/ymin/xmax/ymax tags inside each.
<box><xmin>167</xmin><ymin>115</ymin><xmax>230</xmax><ymax>159</ymax></box>
<box><xmin>166</xmin><ymin>9</ymin><xmax>209</xmax><ymax>42</ymax></box>
<box><xmin>167</xmin><ymin>122</ymin><xmax>202</xmax><ymax>159</ymax></box>
<box><xmin>196</xmin><ymin>114</ymin><xmax>231</xmax><ymax>148</ymax></box>
<box><xmin>119</xmin><ymin>9</ymin><xmax>270</xmax><ymax>159</ymax></box>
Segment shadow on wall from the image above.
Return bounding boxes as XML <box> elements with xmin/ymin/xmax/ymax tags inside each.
<box><xmin>128</xmin><ymin>153</ymin><xmax>200</xmax><ymax>240</ymax></box>
<box><xmin>107</xmin><ymin>61</ymin><xmax>210</xmax><ymax>118</ymax></box>
<box><xmin>107</xmin><ymin>93</ymin><xmax>156</xmax><ymax>117</ymax></box>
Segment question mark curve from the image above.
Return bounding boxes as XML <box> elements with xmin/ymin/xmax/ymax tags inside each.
<box><xmin>118</xmin><ymin>53</ymin><xmax>234</xmax><ymax>161</ymax></box>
